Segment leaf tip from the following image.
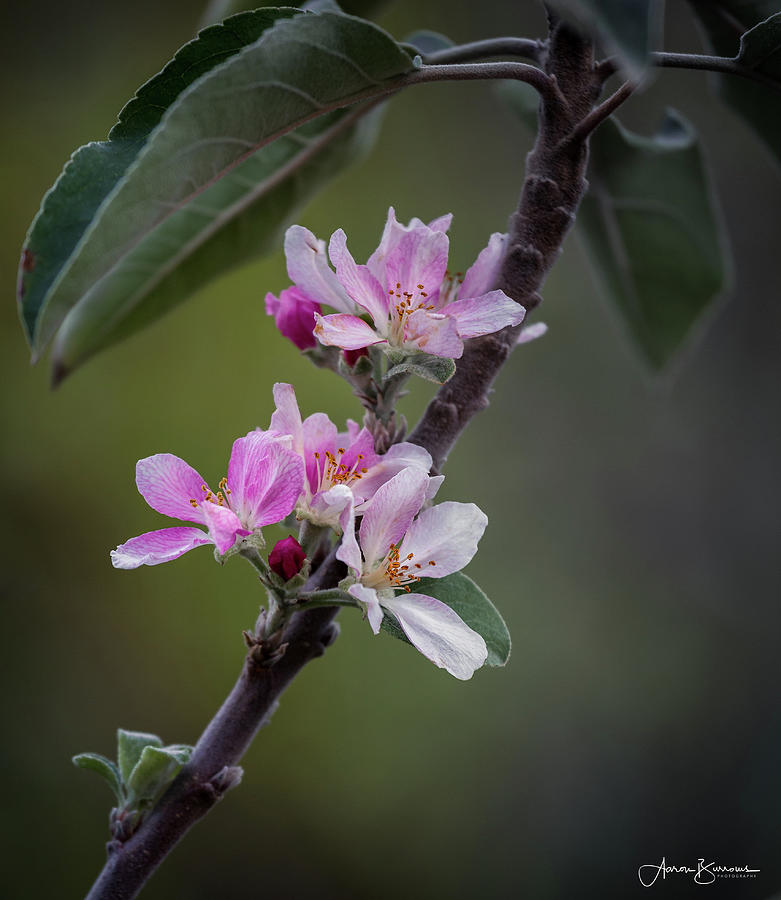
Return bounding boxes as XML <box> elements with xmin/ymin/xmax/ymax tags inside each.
<box><xmin>50</xmin><ymin>358</ymin><xmax>70</xmax><ymax>390</ymax></box>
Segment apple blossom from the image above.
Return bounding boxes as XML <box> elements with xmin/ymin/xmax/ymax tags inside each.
<box><xmin>277</xmin><ymin>207</ymin><xmax>525</xmax><ymax>358</ymax></box>
<box><xmin>336</xmin><ymin>466</ymin><xmax>489</xmax><ymax>680</ymax></box>
<box><xmin>111</xmin><ymin>431</ymin><xmax>304</xmax><ymax>568</ymax></box>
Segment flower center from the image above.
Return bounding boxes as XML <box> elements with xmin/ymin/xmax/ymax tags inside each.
<box><xmin>365</xmin><ymin>545</ymin><xmax>437</xmax><ymax>592</ymax></box>
<box><xmin>386</xmin><ymin>281</ymin><xmax>436</xmax><ymax>343</ymax></box>
<box><xmin>313</xmin><ymin>449</ymin><xmax>368</xmax><ymax>492</ymax></box>
<box><xmin>189</xmin><ymin>477</ymin><xmax>232</xmax><ymax>510</ymax></box>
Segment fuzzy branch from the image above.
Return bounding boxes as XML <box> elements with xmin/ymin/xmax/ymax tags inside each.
<box><xmin>83</xmin><ymin>20</ymin><xmax>603</xmax><ymax>900</ymax></box>
<box><xmin>410</xmin><ymin>20</ymin><xmax>601</xmax><ymax>471</ymax></box>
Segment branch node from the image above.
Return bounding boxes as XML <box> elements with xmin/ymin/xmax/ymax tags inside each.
<box><xmin>209</xmin><ymin>765</ymin><xmax>244</xmax><ymax>798</ymax></box>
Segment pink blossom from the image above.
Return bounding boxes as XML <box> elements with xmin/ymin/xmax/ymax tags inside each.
<box><xmin>337</xmin><ymin>467</ymin><xmax>488</xmax><ymax>680</ymax></box>
<box><xmin>279</xmin><ymin>208</ymin><xmax>525</xmax><ymax>359</ymax></box>
<box><xmin>269</xmin><ymin>383</ymin><xmax>439</xmax><ymax>566</ymax></box>
<box><xmin>111</xmin><ymin>432</ymin><xmax>305</xmax><ymax>569</ymax></box>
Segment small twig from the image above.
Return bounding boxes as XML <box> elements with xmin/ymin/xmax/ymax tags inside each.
<box><xmin>598</xmin><ymin>51</ymin><xmax>781</xmax><ymax>95</ymax></box>
<box><xmin>566</xmin><ymin>80</ymin><xmax>634</xmax><ymax>145</ymax></box>
<box><xmin>422</xmin><ymin>37</ymin><xmax>546</xmax><ymax>65</ymax></box>
<box><xmin>412</xmin><ymin>61</ymin><xmax>561</xmax><ymax>106</ymax></box>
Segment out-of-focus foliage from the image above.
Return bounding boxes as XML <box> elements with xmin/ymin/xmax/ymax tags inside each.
<box><xmin>577</xmin><ymin>110</ymin><xmax>727</xmax><ymax>368</ymax></box>
<box><xmin>690</xmin><ymin>2</ymin><xmax>781</xmax><ymax>167</ymax></box>
<box><xmin>547</xmin><ymin>0</ymin><xmax>664</xmax><ymax>80</ymax></box>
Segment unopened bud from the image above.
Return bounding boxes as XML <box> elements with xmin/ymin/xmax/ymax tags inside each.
<box><xmin>268</xmin><ymin>535</ymin><xmax>306</xmax><ymax>581</ymax></box>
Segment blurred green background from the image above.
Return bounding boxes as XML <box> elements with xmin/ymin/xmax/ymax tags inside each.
<box><xmin>3</xmin><ymin>1</ymin><xmax>781</xmax><ymax>898</ymax></box>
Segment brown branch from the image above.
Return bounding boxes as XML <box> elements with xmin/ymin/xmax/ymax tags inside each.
<box><xmin>410</xmin><ymin>20</ymin><xmax>601</xmax><ymax>471</ymax></box>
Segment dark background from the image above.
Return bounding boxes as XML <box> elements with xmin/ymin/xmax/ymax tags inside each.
<box><xmin>2</xmin><ymin>1</ymin><xmax>780</xmax><ymax>898</ymax></box>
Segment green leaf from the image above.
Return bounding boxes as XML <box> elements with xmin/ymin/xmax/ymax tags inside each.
<box><xmin>126</xmin><ymin>744</ymin><xmax>193</xmax><ymax>805</ymax></box>
<box><xmin>385</xmin><ymin>353</ymin><xmax>456</xmax><ymax>384</ymax></box>
<box><xmin>117</xmin><ymin>729</ymin><xmax>163</xmax><ymax>785</ymax></box>
<box><xmin>18</xmin><ymin>8</ymin><xmax>299</xmax><ymax>351</ymax></box>
<box><xmin>547</xmin><ymin>0</ymin><xmax>664</xmax><ymax>81</ymax></box>
<box><xmin>72</xmin><ymin>753</ymin><xmax>124</xmax><ymax>803</ymax></box>
<box><xmin>380</xmin><ymin>572</ymin><xmax>511</xmax><ymax>668</ymax></box>
<box><xmin>577</xmin><ymin>109</ymin><xmax>727</xmax><ymax>368</ymax></box>
<box><xmin>19</xmin><ymin>9</ymin><xmax>415</xmax><ymax>381</ymax></box>
<box><xmin>688</xmin><ymin>3</ymin><xmax>781</xmax><ymax>167</ymax></box>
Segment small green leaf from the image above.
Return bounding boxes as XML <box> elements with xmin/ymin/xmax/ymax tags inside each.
<box><xmin>117</xmin><ymin>729</ymin><xmax>163</xmax><ymax>785</ymax></box>
<box><xmin>548</xmin><ymin>0</ymin><xmax>664</xmax><ymax>81</ymax></box>
<box><xmin>386</xmin><ymin>353</ymin><xmax>456</xmax><ymax>384</ymax></box>
<box><xmin>689</xmin><ymin>4</ymin><xmax>781</xmax><ymax>168</ymax></box>
<box><xmin>380</xmin><ymin>572</ymin><xmax>511</xmax><ymax>667</ymax></box>
<box><xmin>72</xmin><ymin>753</ymin><xmax>124</xmax><ymax>803</ymax></box>
<box><xmin>126</xmin><ymin>744</ymin><xmax>193</xmax><ymax>805</ymax></box>
<box><xmin>577</xmin><ymin>109</ymin><xmax>728</xmax><ymax>368</ymax></box>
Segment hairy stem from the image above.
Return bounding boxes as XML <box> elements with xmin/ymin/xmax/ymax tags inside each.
<box><xmin>410</xmin><ymin>21</ymin><xmax>601</xmax><ymax>471</ymax></box>
<box><xmin>598</xmin><ymin>51</ymin><xmax>781</xmax><ymax>95</ymax></box>
<box><xmin>422</xmin><ymin>36</ymin><xmax>546</xmax><ymax>65</ymax></box>
<box><xmin>84</xmin><ymin>21</ymin><xmax>602</xmax><ymax>900</ymax></box>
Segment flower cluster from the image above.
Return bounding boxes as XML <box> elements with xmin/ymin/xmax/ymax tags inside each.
<box><xmin>112</xmin><ymin>383</ymin><xmax>487</xmax><ymax>678</ymax></box>
<box><xmin>265</xmin><ymin>208</ymin><xmax>526</xmax><ymax>358</ymax></box>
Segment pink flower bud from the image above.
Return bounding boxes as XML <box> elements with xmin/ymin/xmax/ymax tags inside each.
<box><xmin>265</xmin><ymin>286</ymin><xmax>321</xmax><ymax>351</ymax></box>
<box><xmin>343</xmin><ymin>347</ymin><xmax>369</xmax><ymax>368</ymax></box>
<box><xmin>268</xmin><ymin>535</ymin><xmax>306</xmax><ymax>581</ymax></box>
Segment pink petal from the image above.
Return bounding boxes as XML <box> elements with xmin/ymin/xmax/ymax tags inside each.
<box><xmin>353</xmin><ymin>441</ymin><xmax>432</xmax><ymax>506</ymax></box>
<box><xmin>136</xmin><ymin>454</ymin><xmax>209</xmax><ymax>524</ymax></box>
<box><xmin>270</xmin><ymin>383</ymin><xmax>304</xmax><ymax>455</ymax></box>
<box><xmin>348</xmin><ymin>583</ymin><xmax>384</xmax><ymax>634</ymax></box>
<box><xmin>308</xmin><ymin>483</ymin><xmax>352</xmax><ymax>530</ymax></box>
<box><xmin>328</xmin><ymin>229</ymin><xmax>389</xmax><ymax>324</ymax></box>
<box><xmin>359</xmin><ymin>467</ymin><xmax>429</xmax><ymax>568</ymax></box>
<box><xmin>314</xmin><ymin>313</ymin><xmax>385</xmax><ymax>351</ymax></box>
<box><xmin>284</xmin><ymin>225</ymin><xmax>354</xmax><ymax>313</ymax></box>
<box><xmin>302</xmin><ymin>412</ymin><xmax>339</xmax><ymax>492</ymax></box>
<box><xmin>398</xmin><ymin>501</ymin><xmax>487</xmax><ymax>578</ymax></box>
<box><xmin>201</xmin><ymin>502</ymin><xmax>249</xmax><ymax>556</ymax></box>
<box><xmin>340</xmin><ymin>426</ymin><xmax>378</xmax><ymax>473</ymax></box>
<box><xmin>227</xmin><ymin>432</ymin><xmax>305</xmax><ymax>528</ymax></box>
<box><xmin>404</xmin><ymin>309</ymin><xmax>464</xmax><ymax>358</ymax></box>
<box><xmin>367</xmin><ymin>208</ymin><xmax>451</xmax><ymax>281</ymax></box>
<box><xmin>384</xmin><ymin>227</ymin><xmax>449</xmax><ymax>299</ymax></box>
<box><xmin>517</xmin><ymin>322</ymin><xmax>548</xmax><ymax>344</ymax></box>
<box><xmin>111</xmin><ymin>527</ymin><xmax>211</xmax><ymax>569</ymax></box>
<box><xmin>444</xmin><ymin>291</ymin><xmax>525</xmax><ymax>340</ymax></box>
<box><xmin>264</xmin><ymin>286</ymin><xmax>320</xmax><ymax>350</ymax></box>
<box><xmin>381</xmin><ymin>592</ymin><xmax>488</xmax><ymax>679</ymax></box>
<box><xmin>459</xmin><ymin>232</ymin><xmax>507</xmax><ymax>299</ymax></box>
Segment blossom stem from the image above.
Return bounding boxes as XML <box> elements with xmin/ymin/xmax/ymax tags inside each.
<box><xmin>296</xmin><ymin>589</ymin><xmax>359</xmax><ymax>609</ymax></box>
<box><xmin>297</xmin><ymin>521</ymin><xmax>329</xmax><ymax>558</ymax></box>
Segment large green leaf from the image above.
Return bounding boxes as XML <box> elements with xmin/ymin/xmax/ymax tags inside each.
<box><xmin>18</xmin><ymin>9</ymin><xmax>299</xmax><ymax>351</ymax></box>
<box><xmin>18</xmin><ymin>8</ymin><xmax>415</xmax><ymax>381</ymax></box>
<box><xmin>577</xmin><ymin>110</ymin><xmax>727</xmax><ymax>368</ymax></box>
<box><xmin>689</xmin><ymin>3</ymin><xmax>781</xmax><ymax>167</ymax></box>
<box><xmin>380</xmin><ymin>572</ymin><xmax>511</xmax><ymax>668</ymax></box>
<box><xmin>548</xmin><ymin>0</ymin><xmax>664</xmax><ymax>80</ymax></box>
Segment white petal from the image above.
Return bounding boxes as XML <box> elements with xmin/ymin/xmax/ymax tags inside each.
<box><xmin>382</xmin><ymin>592</ymin><xmax>487</xmax><ymax>679</ymax></box>
<box><xmin>398</xmin><ymin>501</ymin><xmax>487</xmax><ymax>578</ymax></box>
<box><xmin>349</xmin><ymin>583</ymin><xmax>384</xmax><ymax>634</ymax></box>
<box><xmin>359</xmin><ymin>468</ymin><xmax>429</xmax><ymax>568</ymax></box>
